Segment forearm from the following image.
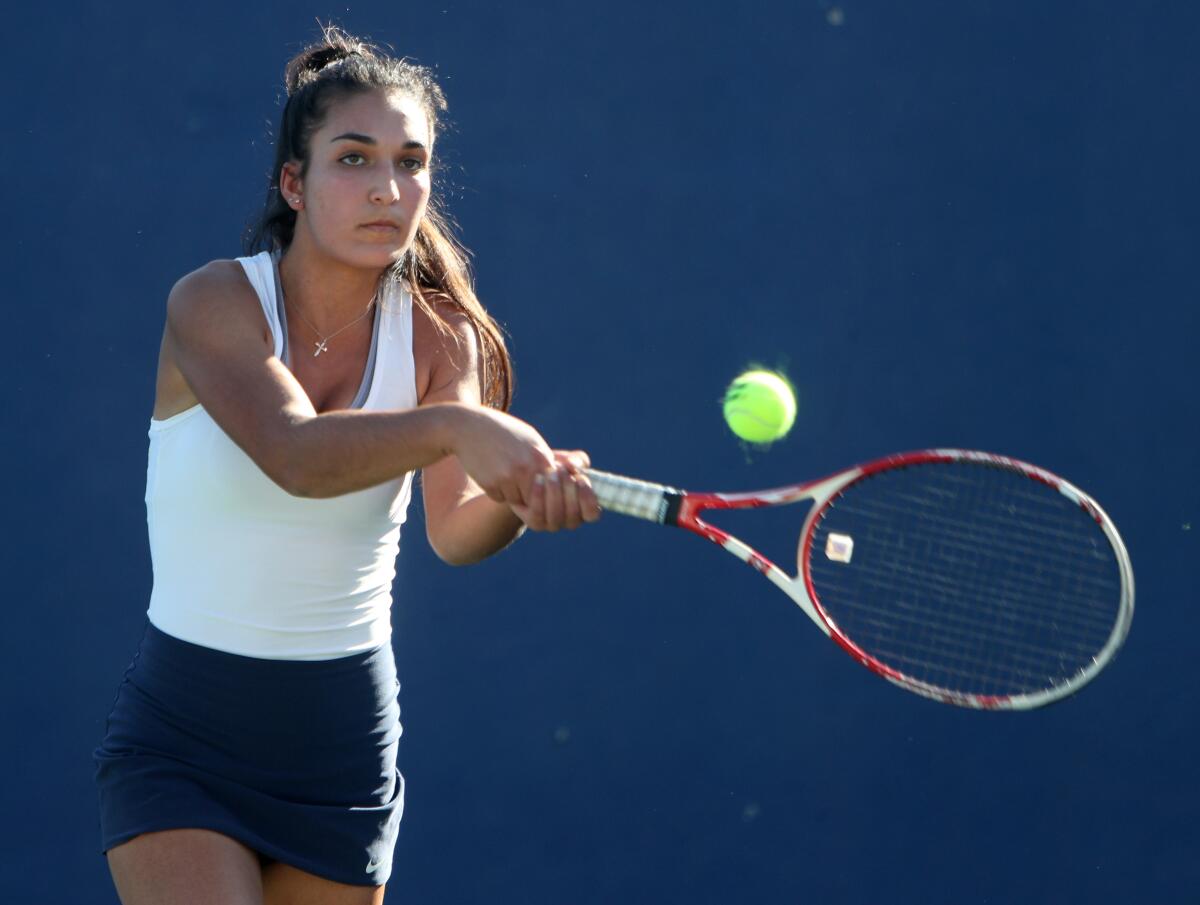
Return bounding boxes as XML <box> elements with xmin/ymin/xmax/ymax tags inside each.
<box><xmin>284</xmin><ymin>403</ymin><xmax>462</xmax><ymax>498</ymax></box>
<box><xmin>428</xmin><ymin>490</ymin><xmax>527</xmax><ymax>565</ymax></box>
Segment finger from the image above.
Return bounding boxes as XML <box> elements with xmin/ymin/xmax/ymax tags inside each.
<box><xmin>575</xmin><ymin>472</ymin><xmax>602</xmax><ymax>523</ymax></box>
<box><xmin>557</xmin><ymin>450</ymin><xmax>591</xmax><ymax>474</ymax></box>
<box><xmin>522</xmin><ymin>475</ymin><xmax>546</xmax><ymax>530</ymax></box>
<box><xmin>561</xmin><ymin>472</ymin><xmax>583</xmax><ymax>530</ymax></box>
<box><xmin>541</xmin><ymin>467</ymin><xmax>565</xmax><ymax>532</ymax></box>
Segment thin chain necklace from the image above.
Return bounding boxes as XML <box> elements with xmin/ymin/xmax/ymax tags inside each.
<box><xmin>287</xmin><ymin>293</ymin><xmax>377</xmax><ymax>358</ymax></box>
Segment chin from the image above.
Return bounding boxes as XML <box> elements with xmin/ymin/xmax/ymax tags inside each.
<box><xmin>340</xmin><ymin>244</ymin><xmax>410</xmax><ymax>272</ymax></box>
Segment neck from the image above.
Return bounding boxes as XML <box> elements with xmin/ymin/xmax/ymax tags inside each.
<box><xmin>278</xmin><ymin>232</ymin><xmax>385</xmax><ymax>334</ymax></box>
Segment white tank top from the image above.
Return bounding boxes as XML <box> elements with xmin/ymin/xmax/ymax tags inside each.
<box><xmin>146</xmin><ymin>251</ymin><xmax>418</xmax><ymax>660</ymax></box>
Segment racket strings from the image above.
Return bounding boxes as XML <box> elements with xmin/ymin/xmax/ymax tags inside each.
<box><xmin>825</xmin><ymin>529</ymin><xmax>1114</xmax><ymax>694</ymax></box>
<box><xmin>807</xmin><ymin>462</ymin><xmax>1123</xmax><ymax>699</ymax></box>
<box><xmin>849</xmin><ymin>491</ymin><xmax>1117</xmax><ymax>573</ymax></box>
<box><xmin>847</xmin><ymin>557</ymin><xmax>1117</xmax><ymax>640</ymax></box>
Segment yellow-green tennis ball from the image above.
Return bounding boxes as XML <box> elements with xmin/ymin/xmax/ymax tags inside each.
<box><xmin>722</xmin><ymin>370</ymin><xmax>797</xmax><ymax>443</ymax></box>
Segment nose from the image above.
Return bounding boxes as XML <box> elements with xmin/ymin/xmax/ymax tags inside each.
<box><xmin>370</xmin><ymin>171</ymin><xmax>401</xmax><ymax>205</ymax></box>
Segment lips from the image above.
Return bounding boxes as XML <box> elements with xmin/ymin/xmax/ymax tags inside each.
<box><xmin>361</xmin><ymin>221</ymin><xmax>401</xmax><ymax>230</ymax></box>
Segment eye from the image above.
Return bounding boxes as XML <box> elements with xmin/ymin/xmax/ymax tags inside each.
<box><xmin>339</xmin><ymin>152</ymin><xmax>367</xmax><ymax>166</ymax></box>
<box><xmin>399</xmin><ymin>157</ymin><xmax>427</xmax><ymax>172</ymax></box>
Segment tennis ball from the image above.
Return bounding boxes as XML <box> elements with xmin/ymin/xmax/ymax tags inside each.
<box><xmin>722</xmin><ymin>370</ymin><xmax>797</xmax><ymax>444</ymax></box>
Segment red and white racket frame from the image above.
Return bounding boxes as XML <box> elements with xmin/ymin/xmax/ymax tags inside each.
<box><xmin>585</xmin><ymin>448</ymin><xmax>1135</xmax><ymax>710</ymax></box>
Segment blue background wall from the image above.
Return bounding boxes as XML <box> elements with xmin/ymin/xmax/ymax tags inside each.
<box><xmin>4</xmin><ymin>2</ymin><xmax>1197</xmax><ymax>902</ymax></box>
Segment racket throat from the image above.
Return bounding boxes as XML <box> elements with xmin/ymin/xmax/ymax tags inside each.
<box><xmin>662</xmin><ymin>492</ymin><xmax>685</xmax><ymax>527</ymax></box>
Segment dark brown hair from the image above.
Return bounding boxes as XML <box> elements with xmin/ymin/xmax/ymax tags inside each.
<box><xmin>246</xmin><ymin>25</ymin><xmax>512</xmax><ymax>409</ymax></box>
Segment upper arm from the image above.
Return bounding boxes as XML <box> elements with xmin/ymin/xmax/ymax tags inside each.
<box><xmin>414</xmin><ymin>295</ymin><xmax>484</xmax><ymax>409</ymax></box>
<box><xmin>415</xmin><ymin>298</ymin><xmax>488</xmax><ymax>535</ymax></box>
<box><xmin>166</xmin><ymin>261</ymin><xmax>317</xmax><ymax>489</ymax></box>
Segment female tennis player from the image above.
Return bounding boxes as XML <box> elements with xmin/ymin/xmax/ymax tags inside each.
<box><xmin>93</xmin><ymin>26</ymin><xmax>599</xmax><ymax>905</ymax></box>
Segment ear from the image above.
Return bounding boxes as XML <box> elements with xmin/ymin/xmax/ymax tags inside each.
<box><xmin>279</xmin><ymin>162</ymin><xmax>304</xmax><ymax>209</ymax></box>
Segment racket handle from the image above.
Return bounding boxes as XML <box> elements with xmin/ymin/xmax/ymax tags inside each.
<box><xmin>583</xmin><ymin>468</ymin><xmax>681</xmax><ymax>524</ymax></box>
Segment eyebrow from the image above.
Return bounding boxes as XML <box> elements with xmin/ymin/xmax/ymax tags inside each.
<box><xmin>329</xmin><ymin>132</ymin><xmax>427</xmax><ymax>151</ymax></box>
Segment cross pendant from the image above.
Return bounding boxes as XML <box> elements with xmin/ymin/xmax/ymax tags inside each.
<box><xmin>313</xmin><ymin>339</ymin><xmax>329</xmax><ymax>357</ymax></box>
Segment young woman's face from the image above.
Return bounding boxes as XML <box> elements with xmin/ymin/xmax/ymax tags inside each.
<box><xmin>284</xmin><ymin>88</ymin><xmax>433</xmax><ymax>270</ymax></box>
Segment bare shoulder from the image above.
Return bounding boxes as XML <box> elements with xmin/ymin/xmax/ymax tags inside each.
<box><xmin>154</xmin><ymin>259</ymin><xmax>272</xmax><ymax>420</ymax></box>
<box><xmin>412</xmin><ymin>290</ymin><xmax>478</xmax><ymax>348</ymax></box>
<box><xmin>167</xmin><ymin>259</ymin><xmax>263</xmax><ymax>338</ymax></box>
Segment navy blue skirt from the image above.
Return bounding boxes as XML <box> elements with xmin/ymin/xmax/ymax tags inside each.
<box><xmin>93</xmin><ymin>622</ymin><xmax>404</xmax><ymax>886</ymax></box>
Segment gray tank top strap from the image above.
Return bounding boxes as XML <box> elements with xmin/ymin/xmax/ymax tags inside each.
<box><xmin>269</xmin><ymin>250</ymin><xmax>291</xmax><ymax>366</ymax></box>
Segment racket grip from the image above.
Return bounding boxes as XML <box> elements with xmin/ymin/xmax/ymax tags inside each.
<box><xmin>584</xmin><ymin>469</ymin><xmax>680</xmax><ymax>524</ymax></box>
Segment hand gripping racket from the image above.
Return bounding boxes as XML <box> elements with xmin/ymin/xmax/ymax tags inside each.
<box><xmin>584</xmin><ymin>449</ymin><xmax>1133</xmax><ymax>709</ymax></box>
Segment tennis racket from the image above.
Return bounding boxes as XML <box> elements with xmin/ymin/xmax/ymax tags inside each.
<box><xmin>584</xmin><ymin>449</ymin><xmax>1133</xmax><ymax>710</ymax></box>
